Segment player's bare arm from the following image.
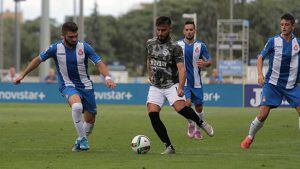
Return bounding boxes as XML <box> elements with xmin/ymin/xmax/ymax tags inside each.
<box><xmin>196</xmin><ymin>59</ymin><xmax>212</xmax><ymax>68</ymax></box>
<box><xmin>147</xmin><ymin>56</ymin><xmax>152</xmax><ymax>82</ymax></box>
<box><xmin>257</xmin><ymin>56</ymin><xmax>264</xmax><ymax>86</ymax></box>
<box><xmin>96</xmin><ymin>61</ymin><xmax>116</xmax><ymax>89</ymax></box>
<box><xmin>176</xmin><ymin>62</ymin><xmax>186</xmax><ymax>97</ymax></box>
<box><xmin>14</xmin><ymin>56</ymin><xmax>42</xmax><ymax>85</ymax></box>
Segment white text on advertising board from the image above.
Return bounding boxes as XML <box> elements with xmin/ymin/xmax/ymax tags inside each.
<box><xmin>203</xmin><ymin>92</ymin><xmax>220</xmax><ymax>101</ymax></box>
<box><xmin>0</xmin><ymin>91</ymin><xmax>46</xmax><ymax>100</ymax></box>
<box><xmin>94</xmin><ymin>91</ymin><xmax>132</xmax><ymax>100</ymax></box>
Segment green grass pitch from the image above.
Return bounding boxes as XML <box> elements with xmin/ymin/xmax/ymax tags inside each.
<box><xmin>0</xmin><ymin>103</ymin><xmax>299</xmax><ymax>169</ymax></box>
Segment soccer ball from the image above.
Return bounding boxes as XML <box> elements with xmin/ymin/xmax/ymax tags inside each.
<box><xmin>130</xmin><ymin>135</ymin><xmax>151</xmax><ymax>154</ymax></box>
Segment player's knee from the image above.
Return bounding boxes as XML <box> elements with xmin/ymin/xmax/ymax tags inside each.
<box><xmin>72</xmin><ymin>103</ymin><xmax>83</xmax><ymax>113</ymax></box>
<box><xmin>173</xmin><ymin>101</ymin><xmax>186</xmax><ymax>112</ymax></box>
<box><xmin>195</xmin><ymin>106</ymin><xmax>203</xmax><ymax>113</ymax></box>
<box><xmin>186</xmin><ymin>102</ymin><xmax>192</xmax><ymax>107</ymax></box>
<box><xmin>85</xmin><ymin>116</ymin><xmax>95</xmax><ymax>124</ymax></box>
<box><xmin>257</xmin><ymin>115</ymin><xmax>267</xmax><ymax>122</ymax></box>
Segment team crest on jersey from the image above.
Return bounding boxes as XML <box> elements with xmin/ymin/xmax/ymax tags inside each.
<box><xmin>78</xmin><ymin>49</ymin><xmax>84</xmax><ymax>57</ymax></box>
<box><xmin>195</xmin><ymin>46</ymin><xmax>200</xmax><ymax>53</ymax></box>
<box><xmin>293</xmin><ymin>45</ymin><xmax>299</xmax><ymax>51</ymax></box>
<box><xmin>162</xmin><ymin>48</ymin><xmax>170</xmax><ymax>56</ymax></box>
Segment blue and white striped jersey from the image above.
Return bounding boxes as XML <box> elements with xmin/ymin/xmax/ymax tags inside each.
<box><xmin>40</xmin><ymin>40</ymin><xmax>101</xmax><ymax>89</ymax></box>
<box><xmin>260</xmin><ymin>34</ymin><xmax>300</xmax><ymax>89</ymax></box>
<box><xmin>178</xmin><ymin>39</ymin><xmax>211</xmax><ymax>88</ymax></box>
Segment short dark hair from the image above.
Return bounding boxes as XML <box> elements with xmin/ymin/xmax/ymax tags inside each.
<box><xmin>281</xmin><ymin>13</ymin><xmax>295</xmax><ymax>24</ymax></box>
<box><xmin>61</xmin><ymin>22</ymin><xmax>78</xmax><ymax>35</ymax></box>
<box><xmin>156</xmin><ymin>16</ymin><xmax>171</xmax><ymax>26</ymax></box>
<box><xmin>185</xmin><ymin>20</ymin><xmax>196</xmax><ymax>28</ymax></box>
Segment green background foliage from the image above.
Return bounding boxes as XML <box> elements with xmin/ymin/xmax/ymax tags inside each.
<box><xmin>2</xmin><ymin>0</ymin><xmax>300</xmax><ymax>75</ymax></box>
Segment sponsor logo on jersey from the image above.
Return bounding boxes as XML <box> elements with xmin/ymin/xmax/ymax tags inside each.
<box><xmin>150</xmin><ymin>60</ymin><xmax>167</xmax><ymax>68</ymax></box>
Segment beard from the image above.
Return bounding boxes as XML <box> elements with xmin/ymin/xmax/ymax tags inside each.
<box><xmin>65</xmin><ymin>39</ymin><xmax>77</xmax><ymax>48</ymax></box>
<box><xmin>157</xmin><ymin>35</ymin><xmax>170</xmax><ymax>43</ymax></box>
<box><xmin>186</xmin><ymin>35</ymin><xmax>194</xmax><ymax>40</ymax></box>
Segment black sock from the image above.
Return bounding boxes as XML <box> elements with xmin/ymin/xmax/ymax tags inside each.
<box><xmin>177</xmin><ymin>106</ymin><xmax>203</xmax><ymax>126</ymax></box>
<box><xmin>148</xmin><ymin>112</ymin><xmax>172</xmax><ymax>147</ymax></box>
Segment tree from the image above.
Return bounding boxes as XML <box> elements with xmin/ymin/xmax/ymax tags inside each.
<box><xmin>84</xmin><ymin>2</ymin><xmax>119</xmax><ymax>74</ymax></box>
<box><xmin>2</xmin><ymin>19</ymin><xmax>15</xmax><ymax>68</ymax></box>
<box><xmin>4</xmin><ymin>0</ymin><xmax>299</xmax><ymax>77</ymax></box>
<box><xmin>114</xmin><ymin>4</ymin><xmax>153</xmax><ymax>76</ymax></box>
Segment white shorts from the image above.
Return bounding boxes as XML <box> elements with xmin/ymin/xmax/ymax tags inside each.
<box><xmin>146</xmin><ymin>83</ymin><xmax>186</xmax><ymax>107</ymax></box>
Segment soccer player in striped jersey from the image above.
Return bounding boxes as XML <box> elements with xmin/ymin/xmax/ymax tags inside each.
<box><xmin>241</xmin><ymin>13</ymin><xmax>300</xmax><ymax>149</ymax></box>
<box><xmin>178</xmin><ymin>21</ymin><xmax>212</xmax><ymax>140</ymax></box>
<box><xmin>14</xmin><ymin>22</ymin><xmax>116</xmax><ymax>151</ymax></box>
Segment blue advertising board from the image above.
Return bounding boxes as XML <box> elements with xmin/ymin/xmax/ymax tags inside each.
<box><xmin>202</xmin><ymin>84</ymin><xmax>243</xmax><ymax>107</ymax></box>
<box><xmin>0</xmin><ymin>83</ymin><xmax>64</xmax><ymax>103</ymax></box>
<box><xmin>93</xmin><ymin>83</ymin><xmax>149</xmax><ymax>105</ymax></box>
<box><xmin>0</xmin><ymin>83</ymin><xmax>243</xmax><ymax>107</ymax></box>
<box><xmin>2</xmin><ymin>83</ymin><xmax>297</xmax><ymax>107</ymax></box>
<box><xmin>0</xmin><ymin>83</ymin><xmax>149</xmax><ymax>105</ymax></box>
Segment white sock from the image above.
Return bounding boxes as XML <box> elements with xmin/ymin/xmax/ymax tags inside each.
<box><xmin>83</xmin><ymin>122</ymin><xmax>94</xmax><ymax>136</ymax></box>
<box><xmin>72</xmin><ymin>103</ymin><xmax>86</xmax><ymax>138</ymax></box>
<box><xmin>248</xmin><ymin>117</ymin><xmax>264</xmax><ymax>138</ymax></box>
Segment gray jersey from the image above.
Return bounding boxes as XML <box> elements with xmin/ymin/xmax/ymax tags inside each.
<box><xmin>146</xmin><ymin>37</ymin><xmax>184</xmax><ymax>89</ymax></box>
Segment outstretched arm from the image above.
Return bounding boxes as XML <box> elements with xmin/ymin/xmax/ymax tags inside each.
<box><xmin>96</xmin><ymin>61</ymin><xmax>116</xmax><ymax>89</ymax></box>
<box><xmin>14</xmin><ymin>56</ymin><xmax>42</xmax><ymax>85</ymax></box>
<box><xmin>147</xmin><ymin>56</ymin><xmax>152</xmax><ymax>82</ymax></box>
<box><xmin>176</xmin><ymin>62</ymin><xmax>186</xmax><ymax>97</ymax></box>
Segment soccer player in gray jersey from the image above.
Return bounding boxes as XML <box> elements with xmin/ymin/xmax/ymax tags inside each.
<box><xmin>146</xmin><ymin>16</ymin><xmax>214</xmax><ymax>154</ymax></box>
